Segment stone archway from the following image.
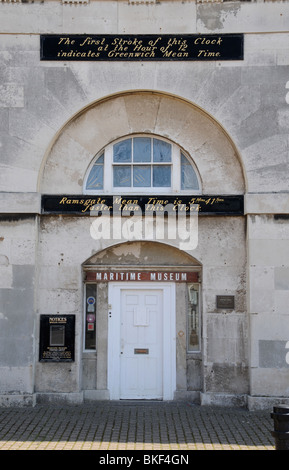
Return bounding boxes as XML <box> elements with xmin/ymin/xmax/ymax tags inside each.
<box><xmin>39</xmin><ymin>90</ymin><xmax>246</xmax><ymax>196</ymax></box>
<box><xmin>82</xmin><ymin>240</ymin><xmax>202</xmax><ymax>401</ymax></box>
<box><xmin>83</xmin><ymin>240</ymin><xmax>202</xmax><ymax>268</ymax></box>
<box><xmin>37</xmin><ymin>91</ymin><xmax>248</xmax><ymax>404</ymax></box>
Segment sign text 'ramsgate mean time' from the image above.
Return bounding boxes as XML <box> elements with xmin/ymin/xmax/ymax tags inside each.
<box><xmin>42</xmin><ymin>194</ymin><xmax>244</xmax><ymax>216</ymax></box>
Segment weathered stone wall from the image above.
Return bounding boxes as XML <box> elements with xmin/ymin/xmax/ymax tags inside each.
<box><xmin>32</xmin><ymin>212</ymin><xmax>247</xmax><ymax>401</ymax></box>
<box><xmin>0</xmin><ymin>1</ymin><xmax>289</xmax><ymax>407</ymax></box>
<box><xmin>0</xmin><ymin>216</ymin><xmax>36</xmax><ymax>406</ymax></box>
<box><xmin>248</xmin><ymin>215</ymin><xmax>289</xmax><ymax>409</ymax></box>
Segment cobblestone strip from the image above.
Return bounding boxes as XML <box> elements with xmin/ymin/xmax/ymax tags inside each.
<box><xmin>0</xmin><ymin>402</ymin><xmax>275</xmax><ymax>451</ymax></box>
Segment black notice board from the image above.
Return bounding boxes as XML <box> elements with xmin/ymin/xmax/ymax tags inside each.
<box><xmin>39</xmin><ymin>315</ymin><xmax>75</xmax><ymax>362</ymax></box>
<box><xmin>41</xmin><ymin>194</ymin><xmax>244</xmax><ymax>216</ymax></box>
<box><xmin>40</xmin><ymin>34</ymin><xmax>244</xmax><ymax>61</ymax></box>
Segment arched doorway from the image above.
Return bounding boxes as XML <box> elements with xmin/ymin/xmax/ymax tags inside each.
<box><xmin>37</xmin><ymin>91</ymin><xmax>247</xmax><ymax>404</ymax></box>
<box><xmin>82</xmin><ymin>241</ymin><xmax>201</xmax><ymax>400</ymax></box>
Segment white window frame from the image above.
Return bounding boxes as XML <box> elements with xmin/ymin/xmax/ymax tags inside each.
<box><xmin>83</xmin><ymin>134</ymin><xmax>202</xmax><ymax>195</ymax></box>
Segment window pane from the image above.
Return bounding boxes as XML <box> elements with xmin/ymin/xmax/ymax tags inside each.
<box><xmin>181</xmin><ymin>154</ymin><xmax>199</xmax><ymax>190</ymax></box>
<box><xmin>153</xmin><ymin>139</ymin><xmax>171</xmax><ymax>162</ymax></box>
<box><xmin>113</xmin><ymin>165</ymin><xmax>131</xmax><ymax>187</ymax></box>
<box><xmin>133</xmin><ymin>165</ymin><xmax>151</xmax><ymax>187</ymax></box>
<box><xmin>113</xmin><ymin>139</ymin><xmax>132</xmax><ymax>162</ymax></box>
<box><xmin>133</xmin><ymin>137</ymin><xmax>151</xmax><ymax>162</ymax></box>
<box><xmin>96</xmin><ymin>154</ymin><xmax>104</xmax><ymax>164</ymax></box>
<box><xmin>187</xmin><ymin>284</ymin><xmax>200</xmax><ymax>352</ymax></box>
<box><xmin>86</xmin><ymin>164</ymin><xmax>104</xmax><ymax>190</ymax></box>
<box><xmin>50</xmin><ymin>325</ymin><xmax>65</xmax><ymax>346</ymax></box>
<box><xmin>153</xmin><ymin>165</ymin><xmax>171</xmax><ymax>187</ymax></box>
<box><xmin>86</xmin><ymin>154</ymin><xmax>104</xmax><ymax>190</ymax></box>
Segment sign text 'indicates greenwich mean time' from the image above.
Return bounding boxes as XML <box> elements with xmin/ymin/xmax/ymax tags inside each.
<box><xmin>40</xmin><ymin>34</ymin><xmax>244</xmax><ymax>61</ymax></box>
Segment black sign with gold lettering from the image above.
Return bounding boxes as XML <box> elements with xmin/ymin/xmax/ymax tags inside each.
<box><xmin>40</xmin><ymin>34</ymin><xmax>243</xmax><ymax>61</ymax></box>
<box><xmin>41</xmin><ymin>195</ymin><xmax>244</xmax><ymax>216</ymax></box>
<box><xmin>39</xmin><ymin>315</ymin><xmax>75</xmax><ymax>362</ymax></box>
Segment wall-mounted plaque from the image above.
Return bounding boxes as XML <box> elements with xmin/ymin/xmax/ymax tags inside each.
<box><xmin>40</xmin><ymin>34</ymin><xmax>244</xmax><ymax>62</ymax></box>
<box><xmin>42</xmin><ymin>194</ymin><xmax>244</xmax><ymax>216</ymax></box>
<box><xmin>216</xmin><ymin>295</ymin><xmax>235</xmax><ymax>309</ymax></box>
<box><xmin>39</xmin><ymin>315</ymin><xmax>75</xmax><ymax>362</ymax></box>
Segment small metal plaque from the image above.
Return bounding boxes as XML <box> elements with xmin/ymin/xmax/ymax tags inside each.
<box><xmin>134</xmin><ymin>348</ymin><xmax>149</xmax><ymax>355</ymax></box>
<box><xmin>216</xmin><ymin>295</ymin><xmax>235</xmax><ymax>309</ymax></box>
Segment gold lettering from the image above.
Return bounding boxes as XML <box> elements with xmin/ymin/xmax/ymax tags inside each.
<box><xmin>147</xmin><ymin>198</ymin><xmax>168</xmax><ymax>205</ymax></box>
<box><xmin>194</xmin><ymin>37</ymin><xmax>222</xmax><ymax>46</ymax></box>
<box><xmin>79</xmin><ymin>37</ymin><xmax>106</xmax><ymax>47</ymax></box>
<box><xmin>114</xmin><ymin>197</ymin><xmax>122</xmax><ymax>205</ymax></box>
<box><xmin>162</xmin><ymin>50</ymin><xmax>189</xmax><ymax>58</ymax></box>
<box><xmin>197</xmin><ymin>50</ymin><xmax>220</xmax><ymax>58</ymax></box>
<box><xmin>58</xmin><ymin>37</ymin><xmax>75</xmax><ymax>45</ymax></box>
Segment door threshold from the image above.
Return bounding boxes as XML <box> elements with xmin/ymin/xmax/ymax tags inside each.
<box><xmin>119</xmin><ymin>399</ymin><xmax>164</xmax><ymax>403</ymax></box>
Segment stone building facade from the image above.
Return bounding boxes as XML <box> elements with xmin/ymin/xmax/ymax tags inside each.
<box><xmin>0</xmin><ymin>0</ymin><xmax>289</xmax><ymax>409</ymax></box>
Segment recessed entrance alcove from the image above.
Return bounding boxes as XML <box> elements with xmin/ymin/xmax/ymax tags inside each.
<box><xmin>82</xmin><ymin>241</ymin><xmax>202</xmax><ymax>401</ymax></box>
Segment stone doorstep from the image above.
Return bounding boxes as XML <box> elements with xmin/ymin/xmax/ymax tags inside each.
<box><xmin>1</xmin><ymin>392</ymin><xmax>289</xmax><ymax>410</ymax></box>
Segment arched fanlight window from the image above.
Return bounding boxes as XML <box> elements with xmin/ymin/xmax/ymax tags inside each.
<box><xmin>84</xmin><ymin>135</ymin><xmax>201</xmax><ymax>194</ymax></box>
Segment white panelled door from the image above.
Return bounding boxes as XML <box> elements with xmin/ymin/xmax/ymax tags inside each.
<box><xmin>108</xmin><ymin>282</ymin><xmax>176</xmax><ymax>401</ymax></box>
<box><xmin>120</xmin><ymin>289</ymin><xmax>163</xmax><ymax>399</ymax></box>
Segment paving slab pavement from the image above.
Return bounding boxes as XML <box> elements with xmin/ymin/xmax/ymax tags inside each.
<box><xmin>0</xmin><ymin>401</ymin><xmax>275</xmax><ymax>451</ymax></box>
